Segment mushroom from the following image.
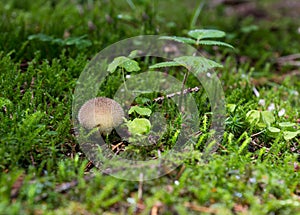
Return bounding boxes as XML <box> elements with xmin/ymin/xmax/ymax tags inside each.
<box><xmin>78</xmin><ymin>97</ymin><xmax>125</xmax><ymax>135</ymax></box>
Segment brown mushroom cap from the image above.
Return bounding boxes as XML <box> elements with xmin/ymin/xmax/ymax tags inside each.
<box><xmin>78</xmin><ymin>97</ymin><xmax>125</xmax><ymax>135</ymax></box>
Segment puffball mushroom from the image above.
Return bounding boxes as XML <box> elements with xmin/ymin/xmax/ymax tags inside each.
<box><xmin>78</xmin><ymin>97</ymin><xmax>125</xmax><ymax>135</ymax></box>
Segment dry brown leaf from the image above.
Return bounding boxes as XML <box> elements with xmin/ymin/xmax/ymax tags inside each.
<box><xmin>10</xmin><ymin>173</ymin><xmax>25</xmax><ymax>200</ymax></box>
<box><xmin>184</xmin><ymin>202</ymin><xmax>218</xmax><ymax>214</ymax></box>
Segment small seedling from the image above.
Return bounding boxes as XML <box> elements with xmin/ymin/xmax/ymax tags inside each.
<box><xmin>127</xmin><ymin>106</ymin><xmax>152</xmax><ymax>136</ymax></box>
<box><xmin>246</xmin><ymin>109</ymin><xmax>300</xmax><ymax>140</ymax></box>
<box><xmin>159</xmin><ymin>29</ymin><xmax>234</xmax><ymax>49</ymax></box>
<box><xmin>150</xmin><ymin>29</ymin><xmax>233</xmax><ymax>110</ymax></box>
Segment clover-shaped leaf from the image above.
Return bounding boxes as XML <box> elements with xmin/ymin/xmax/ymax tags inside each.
<box><xmin>261</xmin><ymin>111</ymin><xmax>275</xmax><ymax>127</ymax></box>
<box><xmin>108</xmin><ymin>56</ymin><xmax>140</xmax><ymax>73</ymax></box>
<box><xmin>127</xmin><ymin>118</ymin><xmax>151</xmax><ymax>135</ymax></box>
<box><xmin>283</xmin><ymin>131</ymin><xmax>300</xmax><ymax>140</ymax></box>
<box><xmin>128</xmin><ymin>106</ymin><xmax>152</xmax><ymax>117</ymax></box>
<box><xmin>226</xmin><ymin>104</ymin><xmax>237</xmax><ymax>113</ymax></box>
<box><xmin>246</xmin><ymin>110</ymin><xmax>275</xmax><ymax>128</ymax></box>
<box><xmin>278</xmin><ymin>122</ymin><xmax>296</xmax><ymax>128</ymax></box>
<box><xmin>246</xmin><ymin>110</ymin><xmax>260</xmax><ymax>125</ymax></box>
<box><xmin>267</xmin><ymin>126</ymin><xmax>280</xmax><ymax>133</ymax></box>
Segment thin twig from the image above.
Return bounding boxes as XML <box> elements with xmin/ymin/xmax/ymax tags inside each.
<box><xmin>179</xmin><ymin>71</ymin><xmax>190</xmax><ymax>111</ymax></box>
<box><xmin>138</xmin><ymin>173</ymin><xmax>143</xmax><ymax>200</ymax></box>
<box><xmin>111</xmin><ymin>142</ymin><xmax>124</xmax><ymax>151</ymax></box>
<box><xmin>175</xmin><ymin>165</ymin><xmax>186</xmax><ymax>180</ymax></box>
<box><xmin>153</xmin><ymin>86</ymin><xmax>202</xmax><ymax>103</ymax></box>
<box><xmin>184</xmin><ymin>202</ymin><xmax>218</xmax><ymax>214</ymax></box>
<box><xmin>251</xmin><ymin>130</ymin><xmax>265</xmax><ymax>138</ymax></box>
<box><xmin>217</xmin><ymin>143</ymin><xmax>228</xmax><ymax>151</ymax></box>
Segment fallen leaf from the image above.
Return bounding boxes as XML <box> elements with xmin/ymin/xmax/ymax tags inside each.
<box><xmin>184</xmin><ymin>202</ymin><xmax>218</xmax><ymax>214</ymax></box>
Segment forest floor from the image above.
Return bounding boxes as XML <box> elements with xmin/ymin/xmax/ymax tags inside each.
<box><xmin>0</xmin><ymin>0</ymin><xmax>300</xmax><ymax>214</ymax></box>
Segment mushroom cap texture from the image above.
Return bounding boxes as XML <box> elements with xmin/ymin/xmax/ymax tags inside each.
<box><xmin>78</xmin><ymin>97</ymin><xmax>124</xmax><ymax>135</ymax></box>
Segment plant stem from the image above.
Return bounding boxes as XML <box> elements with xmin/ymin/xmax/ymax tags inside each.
<box><xmin>179</xmin><ymin>70</ymin><xmax>189</xmax><ymax>111</ymax></box>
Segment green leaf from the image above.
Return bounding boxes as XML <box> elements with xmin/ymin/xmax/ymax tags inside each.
<box><xmin>76</xmin><ymin>40</ymin><xmax>92</xmax><ymax>49</ymax></box>
<box><xmin>278</xmin><ymin>122</ymin><xmax>296</xmax><ymax>128</ymax></box>
<box><xmin>283</xmin><ymin>131</ymin><xmax>300</xmax><ymax>140</ymax></box>
<box><xmin>149</xmin><ymin>61</ymin><xmax>182</xmax><ymax>69</ymax></box>
<box><xmin>108</xmin><ymin>56</ymin><xmax>128</xmax><ymax>72</ymax></box>
<box><xmin>28</xmin><ymin>34</ymin><xmax>92</xmax><ymax>49</ymax></box>
<box><xmin>197</xmin><ymin>40</ymin><xmax>234</xmax><ymax>49</ymax></box>
<box><xmin>261</xmin><ymin>111</ymin><xmax>275</xmax><ymax>126</ymax></box>
<box><xmin>122</xmin><ymin>59</ymin><xmax>140</xmax><ymax>72</ymax></box>
<box><xmin>267</xmin><ymin>126</ymin><xmax>281</xmax><ymax>133</ymax></box>
<box><xmin>246</xmin><ymin>110</ymin><xmax>260</xmax><ymax>125</ymax></box>
<box><xmin>188</xmin><ymin>29</ymin><xmax>226</xmax><ymax>40</ymax></box>
<box><xmin>128</xmin><ymin>50</ymin><xmax>139</xmax><ymax>58</ymax></box>
<box><xmin>127</xmin><ymin>118</ymin><xmax>151</xmax><ymax>135</ymax></box>
<box><xmin>52</xmin><ymin>38</ymin><xmax>64</xmax><ymax>45</ymax></box>
<box><xmin>65</xmin><ymin>37</ymin><xmax>80</xmax><ymax>45</ymax></box>
<box><xmin>246</xmin><ymin>110</ymin><xmax>275</xmax><ymax>128</ymax></box>
<box><xmin>174</xmin><ymin>56</ymin><xmax>223</xmax><ymax>72</ymax></box>
<box><xmin>107</xmin><ymin>56</ymin><xmax>140</xmax><ymax>73</ymax></box>
<box><xmin>241</xmin><ymin>25</ymin><xmax>259</xmax><ymax>33</ymax></box>
<box><xmin>149</xmin><ymin>56</ymin><xmax>223</xmax><ymax>72</ymax></box>
<box><xmin>135</xmin><ymin>97</ymin><xmax>151</xmax><ymax>105</ymax></box>
<box><xmin>159</xmin><ymin>36</ymin><xmax>196</xmax><ymax>44</ymax></box>
<box><xmin>226</xmin><ymin>104</ymin><xmax>237</xmax><ymax>113</ymax></box>
<box><xmin>151</xmin><ymin>59</ymin><xmax>221</xmax><ymax>71</ymax></box>
<box><xmin>128</xmin><ymin>106</ymin><xmax>152</xmax><ymax>117</ymax></box>
<box><xmin>64</xmin><ymin>35</ymin><xmax>92</xmax><ymax>49</ymax></box>
<box><xmin>28</xmin><ymin>33</ymin><xmax>53</xmax><ymax>42</ymax></box>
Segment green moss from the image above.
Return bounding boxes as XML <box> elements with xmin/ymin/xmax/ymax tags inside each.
<box><xmin>0</xmin><ymin>0</ymin><xmax>300</xmax><ymax>214</ymax></box>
